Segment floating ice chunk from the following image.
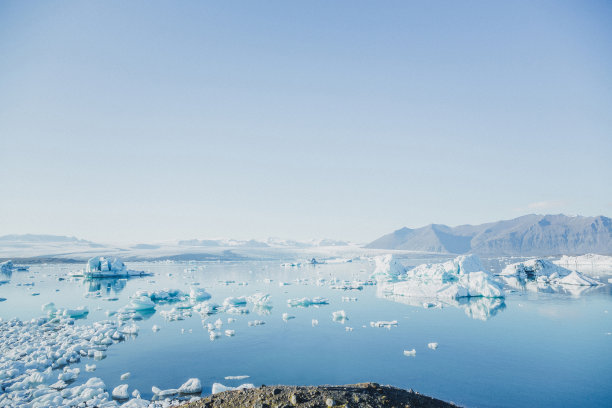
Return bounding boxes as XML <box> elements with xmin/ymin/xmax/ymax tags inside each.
<box><xmin>119</xmin><ymin>324</ymin><xmax>139</xmax><ymax>335</ymax></box>
<box><xmin>42</xmin><ymin>302</ymin><xmax>57</xmax><ymax>315</ymax></box>
<box><xmin>50</xmin><ymin>379</ymin><xmax>69</xmax><ymax>390</ymax></box>
<box><xmin>370</xmin><ymin>320</ymin><xmax>398</xmax><ymax>328</ymax></box>
<box><xmin>58</xmin><ymin>367</ymin><xmax>80</xmax><ymax>381</ymax></box>
<box><xmin>152</xmin><ymin>386</ymin><xmax>178</xmax><ymax>396</ymax></box>
<box><xmin>125</xmin><ymin>296</ymin><xmax>156</xmax><ymax>311</ymax></box>
<box><xmin>86</xmin><ymin>364</ymin><xmax>97</xmax><ymax>372</ymax></box>
<box><xmin>121</xmin><ymin>398</ymin><xmax>149</xmax><ymax>408</ymax></box>
<box><xmin>248</xmin><ymin>320</ymin><xmax>265</xmax><ymax>326</ymax></box>
<box><xmin>225</xmin><ymin>329</ymin><xmax>235</xmax><ymax>336</ymax></box>
<box><xmin>403</xmin><ymin>349</ymin><xmax>416</xmax><ymax>357</ymax></box>
<box><xmin>247</xmin><ymin>292</ymin><xmax>272</xmax><ymax>307</ymax></box>
<box><xmin>113</xmin><ymin>384</ymin><xmax>129</xmax><ymax>399</ymax></box>
<box><xmin>132</xmin><ymin>389</ymin><xmax>141</xmax><ymax>398</ymax></box>
<box><xmin>84</xmin><ymin>256</ymin><xmax>147</xmax><ymax>278</ymax></box>
<box><xmin>121</xmin><ymin>372</ymin><xmax>131</xmax><ymax>380</ymax></box>
<box><xmin>94</xmin><ymin>350</ymin><xmax>106</xmax><ymax>360</ymax></box>
<box><xmin>282</xmin><ymin>313</ymin><xmax>295</xmax><ymax>321</ymax></box>
<box><xmin>209</xmin><ymin>331</ymin><xmax>221</xmax><ymax>340</ymax></box>
<box><xmin>501</xmin><ymin>259</ymin><xmax>571</xmax><ymax>278</ymax></box>
<box><xmin>332</xmin><ymin>310</ymin><xmax>348</xmax><ymax>323</ymax></box>
<box><xmin>190</xmin><ymin>287</ymin><xmax>211</xmax><ymax>301</ymax></box>
<box><xmin>428</xmin><ymin>342</ymin><xmax>439</xmax><ymax>350</ymax></box>
<box><xmin>556</xmin><ymin>271</ymin><xmax>601</xmax><ymax>286</ymax></box>
<box><xmin>152</xmin><ymin>325</ymin><xmax>160</xmax><ymax>332</ymax></box>
<box><xmin>223</xmin><ymin>296</ymin><xmax>247</xmax><ymax>308</ymax></box>
<box><xmin>178</xmin><ymin>378</ymin><xmax>202</xmax><ymax>394</ymax></box>
<box><xmin>345</xmin><ymin>326</ymin><xmax>353</xmax><ymax>332</ymax></box>
<box><xmin>211</xmin><ymin>382</ymin><xmax>255</xmax><ymax>394</ymax></box>
<box><xmin>287</xmin><ymin>297</ymin><xmax>329</xmax><ymax>307</ymax></box>
<box><xmin>61</xmin><ymin>307</ymin><xmax>89</xmax><ymax>318</ymax></box>
<box><xmin>312</xmin><ymin>319</ymin><xmax>319</xmax><ymax>326</ymax></box>
<box><xmin>371</xmin><ymin>254</ymin><xmax>406</xmax><ymax>282</ymax></box>
<box><xmin>224</xmin><ymin>375</ymin><xmax>250</xmax><ymax>380</ymax></box>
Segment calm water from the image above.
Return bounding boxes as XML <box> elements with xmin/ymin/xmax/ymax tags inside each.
<box><xmin>1</xmin><ymin>258</ymin><xmax>611</xmax><ymax>407</ymax></box>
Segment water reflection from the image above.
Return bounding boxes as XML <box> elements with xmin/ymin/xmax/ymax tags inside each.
<box><xmin>377</xmin><ymin>286</ymin><xmax>506</xmax><ymax>321</ymax></box>
<box><xmin>501</xmin><ymin>276</ymin><xmax>599</xmax><ymax>297</ymax></box>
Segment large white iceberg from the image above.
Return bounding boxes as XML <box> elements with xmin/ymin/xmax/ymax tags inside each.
<box><xmin>83</xmin><ymin>256</ymin><xmax>148</xmax><ymax>278</ymax></box>
<box><xmin>370</xmin><ymin>254</ymin><xmax>406</xmax><ymax>282</ymax></box>
<box><xmin>379</xmin><ymin>255</ymin><xmax>504</xmax><ymax>302</ymax></box>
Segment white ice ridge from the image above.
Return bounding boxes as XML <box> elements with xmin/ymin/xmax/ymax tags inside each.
<box><xmin>370</xmin><ymin>254</ymin><xmax>406</xmax><ymax>282</ymax></box>
<box><xmin>211</xmin><ymin>382</ymin><xmax>255</xmax><ymax>394</ymax></box>
<box><xmin>379</xmin><ymin>254</ymin><xmax>505</xmax><ymax>300</ymax></box>
<box><xmin>287</xmin><ymin>297</ymin><xmax>329</xmax><ymax>307</ymax></box>
<box><xmin>501</xmin><ymin>259</ymin><xmax>601</xmax><ymax>286</ymax></box>
<box><xmin>554</xmin><ymin>253</ymin><xmax>612</xmax><ymax>275</ymax></box>
<box><xmin>81</xmin><ymin>256</ymin><xmax>148</xmax><ymax>278</ymax></box>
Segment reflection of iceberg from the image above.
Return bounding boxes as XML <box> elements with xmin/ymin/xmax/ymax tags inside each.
<box><xmin>84</xmin><ymin>278</ymin><xmax>127</xmax><ymax>295</ymax></box>
<box><xmin>501</xmin><ymin>275</ymin><xmax>599</xmax><ymax>297</ymax></box>
<box><xmin>377</xmin><ymin>286</ymin><xmax>506</xmax><ymax>321</ymax></box>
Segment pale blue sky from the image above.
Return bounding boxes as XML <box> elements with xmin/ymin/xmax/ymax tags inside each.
<box><xmin>1</xmin><ymin>1</ymin><xmax>611</xmax><ymax>243</ymax></box>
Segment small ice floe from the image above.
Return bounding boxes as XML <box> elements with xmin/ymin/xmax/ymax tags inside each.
<box><xmin>85</xmin><ymin>364</ymin><xmax>96</xmax><ymax>372</ymax></box>
<box><xmin>152</xmin><ymin>324</ymin><xmax>161</xmax><ymax>332</ymax></box>
<box><xmin>152</xmin><ymin>386</ymin><xmax>178</xmax><ymax>397</ymax></box>
<box><xmin>178</xmin><ymin>378</ymin><xmax>202</xmax><ymax>394</ymax></box>
<box><xmin>248</xmin><ymin>320</ymin><xmax>265</xmax><ymax>326</ymax></box>
<box><xmin>330</xmin><ymin>282</ymin><xmax>364</xmax><ymax>291</ymax></box>
<box><xmin>209</xmin><ymin>331</ymin><xmax>221</xmax><ymax>340</ymax></box>
<box><xmin>190</xmin><ymin>287</ymin><xmax>211</xmax><ymax>301</ymax></box>
<box><xmin>287</xmin><ymin>297</ymin><xmax>329</xmax><ymax>307</ymax></box>
<box><xmin>49</xmin><ymin>379</ymin><xmax>68</xmax><ymax>390</ymax></box>
<box><xmin>211</xmin><ymin>382</ymin><xmax>255</xmax><ymax>394</ymax></box>
<box><xmin>124</xmin><ymin>296</ymin><xmax>156</xmax><ymax>311</ymax></box>
<box><xmin>112</xmin><ymin>384</ymin><xmax>130</xmax><ymax>399</ymax></box>
<box><xmin>119</xmin><ymin>324</ymin><xmax>140</xmax><ymax>335</ymax></box>
<box><xmin>312</xmin><ymin>319</ymin><xmax>319</xmax><ymax>327</ymax></box>
<box><xmin>278</xmin><ymin>281</ymin><xmax>290</xmax><ymax>286</ymax></box>
<box><xmin>224</xmin><ymin>375</ymin><xmax>250</xmax><ymax>380</ymax></box>
<box><xmin>342</xmin><ymin>297</ymin><xmax>358</xmax><ymax>302</ymax></box>
<box><xmin>58</xmin><ymin>366</ymin><xmax>79</xmax><ymax>380</ymax></box>
<box><xmin>223</xmin><ymin>296</ymin><xmax>247</xmax><ymax>308</ymax></box>
<box><xmin>332</xmin><ymin>310</ymin><xmax>348</xmax><ymax>323</ymax></box>
<box><xmin>282</xmin><ymin>313</ymin><xmax>295</xmax><ymax>321</ymax></box>
<box><xmin>121</xmin><ymin>372</ymin><xmax>131</xmax><ymax>380</ymax></box>
<box><xmin>227</xmin><ymin>318</ymin><xmax>236</xmax><ymax>323</ymax></box>
<box><xmin>93</xmin><ymin>350</ymin><xmax>106</xmax><ymax>360</ymax></box>
<box><xmin>428</xmin><ymin>342</ymin><xmax>439</xmax><ymax>350</ymax></box>
<box><xmin>225</xmin><ymin>329</ymin><xmax>235</xmax><ymax>337</ymax></box>
<box><xmin>345</xmin><ymin>326</ymin><xmax>354</xmax><ymax>332</ymax></box>
<box><xmin>370</xmin><ymin>320</ymin><xmax>398</xmax><ymax>328</ymax></box>
<box><xmin>403</xmin><ymin>349</ymin><xmax>416</xmax><ymax>357</ymax></box>
<box><xmin>247</xmin><ymin>292</ymin><xmax>272</xmax><ymax>307</ymax></box>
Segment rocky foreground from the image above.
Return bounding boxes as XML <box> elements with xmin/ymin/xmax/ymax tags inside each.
<box><xmin>182</xmin><ymin>383</ymin><xmax>459</xmax><ymax>408</ymax></box>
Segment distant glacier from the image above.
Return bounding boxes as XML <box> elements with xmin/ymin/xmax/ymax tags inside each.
<box><xmin>366</xmin><ymin>214</ymin><xmax>612</xmax><ymax>256</ymax></box>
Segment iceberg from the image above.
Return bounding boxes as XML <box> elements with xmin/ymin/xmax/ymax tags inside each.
<box><xmin>371</xmin><ymin>254</ymin><xmax>406</xmax><ymax>282</ymax></box>
<box><xmin>287</xmin><ymin>297</ymin><xmax>329</xmax><ymax>307</ymax></box>
<box><xmin>189</xmin><ymin>287</ymin><xmax>211</xmax><ymax>301</ymax></box>
<box><xmin>332</xmin><ymin>310</ymin><xmax>348</xmax><ymax>323</ymax></box>
<box><xmin>211</xmin><ymin>382</ymin><xmax>254</xmax><ymax>394</ymax></box>
<box><xmin>112</xmin><ymin>384</ymin><xmax>129</xmax><ymax>399</ymax></box>
<box><xmin>501</xmin><ymin>259</ymin><xmax>601</xmax><ymax>287</ymax></box>
<box><xmin>247</xmin><ymin>293</ymin><xmax>271</xmax><ymax>307</ymax></box>
<box><xmin>403</xmin><ymin>349</ymin><xmax>416</xmax><ymax>357</ymax></box>
<box><xmin>554</xmin><ymin>253</ymin><xmax>612</xmax><ymax>275</ymax></box>
<box><xmin>380</xmin><ymin>255</ymin><xmax>504</xmax><ymax>301</ymax></box>
<box><xmin>83</xmin><ymin>256</ymin><xmax>149</xmax><ymax>278</ymax></box>
<box><xmin>178</xmin><ymin>378</ymin><xmax>202</xmax><ymax>394</ymax></box>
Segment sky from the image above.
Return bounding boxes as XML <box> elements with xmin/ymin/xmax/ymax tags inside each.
<box><xmin>1</xmin><ymin>1</ymin><xmax>611</xmax><ymax>243</ymax></box>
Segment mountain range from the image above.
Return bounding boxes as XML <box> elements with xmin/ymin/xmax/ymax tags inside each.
<box><xmin>366</xmin><ymin>214</ymin><xmax>612</xmax><ymax>256</ymax></box>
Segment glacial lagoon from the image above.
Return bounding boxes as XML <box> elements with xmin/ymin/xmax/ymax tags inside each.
<box><xmin>1</xmin><ymin>256</ymin><xmax>611</xmax><ymax>407</ymax></box>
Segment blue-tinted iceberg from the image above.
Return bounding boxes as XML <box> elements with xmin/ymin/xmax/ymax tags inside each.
<box><xmin>82</xmin><ymin>256</ymin><xmax>149</xmax><ymax>278</ymax></box>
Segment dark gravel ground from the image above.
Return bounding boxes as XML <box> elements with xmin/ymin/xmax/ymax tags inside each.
<box><xmin>182</xmin><ymin>383</ymin><xmax>460</xmax><ymax>408</ymax></box>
